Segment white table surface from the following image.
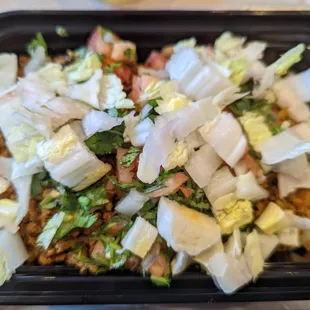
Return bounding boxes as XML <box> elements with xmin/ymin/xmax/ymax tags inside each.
<box><xmin>0</xmin><ymin>0</ymin><xmax>310</xmax><ymax>11</ymax></box>
<box><xmin>1</xmin><ymin>0</ymin><xmax>310</xmax><ymax>309</ymax></box>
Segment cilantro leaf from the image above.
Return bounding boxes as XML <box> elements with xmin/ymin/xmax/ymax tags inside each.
<box><xmin>108</xmin><ymin>177</ymin><xmax>145</xmax><ymax>191</ymax></box>
<box><xmin>78</xmin><ymin>183</ymin><xmax>109</xmax><ymax>209</ymax></box>
<box><xmin>151</xmin><ymin>275</ymin><xmax>171</xmax><ymax>287</ymax></box>
<box><xmin>26</xmin><ymin>32</ymin><xmax>47</xmax><ymax>55</ymax></box>
<box><xmin>57</xmin><ymin>185</ymin><xmax>79</xmax><ymax>212</ymax></box>
<box><xmin>168</xmin><ymin>176</ymin><xmax>211</xmax><ymax>214</ymax></box>
<box><xmin>119</xmin><ymin>146</ymin><xmax>141</xmax><ymax>168</ymax></box>
<box><xmin>55</xmin><ymin>26</ymin><xmax>69</xmax><ymax>38</ymax></box>
<box><xmin>85</xmin><ymin>123</ymin><xmax>125</xmax><ymax>155</ymax></box>
<box><xmin>228</xmin><ymin>99</ymin><xmax>252</xmax><ymax>116</ymax></box>
<box><xmin>75</xmin><ymin>247</ymin><xmax>110</xmax><ymax>269</ymax></box>
<box><xmin>138</xmin><ymin>200</ymin><xmax>158</xmax><ymax>226</ymax></box>
<box><xmin>103</xmin><ymin>62</ymin><xmax>122</xmax><ymax>74</ymax></box>
<box><xmin>39</xmin><ymin>190</ymin><xmax>60</xmax><ymax>210</ymax></box>
<box><xmin>31</xmin><ymin>171</ymin><xmax>48</xmax><ymax>196</ymax></box>
<box><xmin>54</xmin><ymin>210</ymin><xmax>97</xmax><ymax>240</ymax></box>
<box><xmin>124</xmin><ymin>48</ymin><xmax>135</xmax><ymax>61</ymax></box>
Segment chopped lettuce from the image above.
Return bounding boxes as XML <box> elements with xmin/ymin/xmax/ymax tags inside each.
<box><xmin>119</xmin><ymin>146</ymin><xmax>141</xmax><ymax>168</ymax></box>
<box><xmin>271</xmin><ymin>44</ymin><xmax>305</xmax><ymax>76</ymax></box>
<box><xmin>85</xmin><ymin>123</ymin><xmax>125</xmax><ymax>155</ymax></box>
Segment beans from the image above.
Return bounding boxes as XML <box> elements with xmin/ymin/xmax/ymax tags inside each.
<box><xmin>38</xmin><ymin>253</ymin><xmax>53</xmax><ymax>265</ymax></box>
<box><xmin>84</xmin><ymin>219</ymin><xmax>103</xmax><ymax>235</ymax></box>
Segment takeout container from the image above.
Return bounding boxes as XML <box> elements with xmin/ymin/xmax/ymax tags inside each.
<box><xmin>1</xmin><ymin>10</ymin><xmax>310</xmax><ymax>305</ymax></box>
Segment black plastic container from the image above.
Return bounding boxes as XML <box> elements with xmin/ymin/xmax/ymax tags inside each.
<box><xmin>1</xmin><ymin>10</ymin><xmax>310</xmax><ymax>305</ymax></box>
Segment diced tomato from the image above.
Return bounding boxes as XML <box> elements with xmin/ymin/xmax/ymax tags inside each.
<box><xmin>129</xmin><ymin>75</ymin><xmax>158</xmax><ymax>104</ymax></box>
<box><xmin>111</xmin><ymin>41</ymin><xmax>137</xmax><ymax>63</ymax></box>
<box><xmin>179</xmin><ymin>186</ymin><xmax>194</xmax><ymax>198</ymax></box>
<box><xmin>125</xmin><ymin>256</ymin><xmax>141</xmax><ymax>271</ymax></box>
<box><xmin>242</xmin><ymin>153</ymin><xmax>264</xmax><ymax>179</ymax></box>
<box><xmin>106</xmin><ymin>177</ymin><xmax>116</xmax><ymax>200</ymax></box>
<box><xmin>161</xmin><ymin>45</ymin><xmax>174</xmax><ymax>58</ymax></box>
<box><xmin>114</xmin><ymin>65</ymin><xmax>132</xmax><ymax>85</ymax></box>
<box><xmin>116</xmin><ymin>148</ymin><xmax>135</xmax><ymax>184</ymax></box>
<box><xmin>145</xmin><ymin>51</ymin><xmax>168</xmax><ymax>70</ymax></box>
<box><xmin>91</xmin><ymin>241</ymin><xmax>105</xmax><ymax>258</ymax></box>
<box><xmin>107</xmin><ymin>221</ymin><xmax>128</xmax><ymax>236</ymax></box>
<box><xmin>148</xmin><ymin>254</ymin><xmax>169</xmax><ymax>277</ymax></box>
<box><xmin>148</xmin><ymin>172</ymin><xmax>189</xmax><ymax>198</ymax></box>
<box><xmin>87</xmin><ymin>27</ymin><xmax>112</xmax><ymax>56</ymax></box>
<box><xmin>140</xmin><ymin>75</ymin><xmax>157</xmax><ymax>91</ymax></box>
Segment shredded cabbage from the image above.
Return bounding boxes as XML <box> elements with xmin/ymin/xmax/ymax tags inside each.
<box><xmin>115</xmin><ymin>189</ymin><xmax>149</xmax><ymax>217</ymax></box>
<box><xmin>99</xmin><ymin>73</ymin><xmax>134</xmax><ymax>110</ymax></box>
<box><xmin>213</xmin><ymin>193</ymin><xmax>253</xmax><ymax>235</ymax></box>
<box><xmin>121</xmin><ymin>216</ymin><xmax>158</xmax><ymax>258</ymax></box>
<box><xmin>0</xmin><ymin>230</ymin><xmax>28</xmax><ymax>286</ymax></box>
<box><xmin>37</xmin><ymin>124</ymin><xmax>112</xmax><ymax>191</ymax></box>
<box><xmin>235</xmin><ymin>171</ymin><xmax>269</xmax><ymax>201</ymax></box>
<box><xmin>65</xmin><ymin>69</ymin><xmax>102</xmax><ymax>109</ymax></box>
<box><xmin>37</xmin><ymin>211</ymin><xmax>66</xmax><ymax>249</ymax></box>
<box><xmin>82</xmin><ymin>110</ymin><xmax>123</xmax><ymax>138</ymax></box>
<box><xmin>157</xmin><ymin>197</ymin><xmax>221</xmax><ymax>256</ymax></box>
<box><xmin>271</xmin><ymin>43</ymin><xmax>305</xmax><ymax>76</ymax></box>
<box><xmin>64</xmin><ymin>53</ymin><xmax>101</xmax><ymax>83</ymax></box>
<box><xmin>0</xmin><ymin>53</ymin><xmax>18</xmax><ymax>91</ymax></box>
<box><xmin>185</xmin><ymin>144</ymin><xmax>222</xmax><ymax>188</ymax></box>
<box><xmin>244</xmin><ymin>229</ymin><xmax>264</xmax><ymax>280</ymax></box>
<box><xmin>163</xmin><ymin>142</ymin><xmax>189</xmax><ymax>171</ymax></box>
